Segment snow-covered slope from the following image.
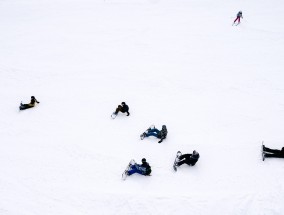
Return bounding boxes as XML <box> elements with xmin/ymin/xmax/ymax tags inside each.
<box><xmin>1</xmin><ymin>0</ymin><xmax>284</xmax><ymax>214</ymax></box>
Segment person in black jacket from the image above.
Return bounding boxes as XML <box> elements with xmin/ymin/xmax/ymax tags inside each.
<box><xmin>20</xmin><ymin>96</ymin><xmax>40</xmax><ymax>110</ymax></box>
<box><xmin>140</xmin><ymin>125</ymin><xmax>168</xmax><ymax>143</ymax></box>
<box><xmin>263</xmin><ymin>145</ymin><xmax>284</xmax><ymax>159</ymax></box>
<box><xmin>114</xmin><ymin>102</ymin><xmax>130</xmax><ymax>116</ymax></box>
<box><xmin>127</xmin><ymin>158</ymin><xmax>151</xmax><ymax>176</ymax></box>
<box><xmin>175</xmin><ymin>150</ymin><xmax>200</xmax><ymax>167</ymax></box>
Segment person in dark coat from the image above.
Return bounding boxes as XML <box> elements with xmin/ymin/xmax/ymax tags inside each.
<box><xmin>127</xmin><ymin>158</ymin><xmax>151</xmax><ymax>176</ymax></box>
<box><xmin>141</xmin><ymin>125</ymin><xmax>168</xmax><ymax>143</ymax></box>
<box><xmin>175</xmin><ymin>150</ymin><xmax>200</xmax><ymax>167</ymax></box>
<box><xmin>233</xmin><ymin>11</ymin><xmax>243</xmax><ymax>25</ymax></box>
<box><xmin>114</xmin><ymin>102</ymin><xmax>130</xmax><ymax>116</ymax></box>
<box><xmin>20</xmin><ymin>96</ymin><xmax>40</xmax><ymax>110</ymax></box>
<box><xmin>263</xmin><ymin>145</ymin><xmax>284</xmax><ymax>158</ymax></box>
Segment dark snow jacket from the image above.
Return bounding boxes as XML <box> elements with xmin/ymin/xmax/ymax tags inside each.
<box><xmin>141</xmin><ymin>161</ymin><xmax>151</xmax><ymax>175</ymax></box>
<box><xmin>121</xmin><ymin>104</ymin><xmax>129</xmax><ymax>112</ymax></box>
<box><xmin>237</xmin><ymin>12</ymin><xmax>243</xmax><ymax>18</ymax></box>
<box><xmin>158</xmin><ymin>126</ymin><xmax>168</xmax><ymax>142</ymax></box>
<box><xmin>189</xmin><ymin>153</ymin><xmax>200</xmax><ymax>166</ymax></box>
<box><xmin>30</xmin><ymin>97</ymin><xmax>40</xmax><ymax>106</ymax></box>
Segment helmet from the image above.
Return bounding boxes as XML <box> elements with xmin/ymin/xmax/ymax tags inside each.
<box><xmin>31</xmin><ymin>96</ymin><xmax>35</xmax><ymax>99</ymax></box>
<box><xmin>121</xmin><ymin>102</ymin><xmax>126</xmax><ymax>105</ymax></box>
<box><xmin>162</xmin><ymin>125</ymin><xmax>166</xmax><ymax>129</ymax></box>
<box><xmin>142</xmin><ymin>158</ymin><xmax>146</xmax><ymax>163</ymax></box>
<box><xmin>193</xmin><ymin>150</ymin><xmax>198</xmax><ymax>155</ymax></box>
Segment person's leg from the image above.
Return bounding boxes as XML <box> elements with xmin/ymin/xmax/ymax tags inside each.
<box><xmin>135</xmin><ymin>165</ymin><xmax>146</xmax><ymax>175</ymax></box>
<box><xmin>128</xmin><ymin>164</ymin><xmax>145</xmax><ymax>175</ymax></box>
<box><xmin>263</xmin><ymin>147</ymin><xmax>281</xmax><ymax>154</ymax></box>
<box><xmin>177</xmin><ymin>160</ymin><xmax>187</xmax><ymax>166</ymax></box>
<box><xmin>176</xmin><ymin>154</ymin><xmax>191</xmax><ymax>166</ymax></box>
<box><xmin>127</xmin><ymin>165</ymin><xmax>138</xmax><ymax>175</ymax></box>
<box><xmin>234</xmin><ymin>17</ymin><xmax>238</xmax><ymax>23</ymax></box>
<box><xmin>146</xmin><ymin>128</ymin><xmax>160</xmax><ymax>137</ymax></box>
<box><xmin>178</xmin><ymin>154</ymin><xmax>191</xmax><ymax>160</ymax></box>
<box><xmin>146</xmin><ymin>132</ymin><xmax>158</xmax><ymax>138</ymax></box>
<box><xmin>114</xmin><ymin>106</ymin><xmax>123</xmax><ymax>114</ymax></box>
<box><xmin>264</xmin><ymin>153</ymin><xmax>284</xmax><ymax>158</ymax></box>
<box><xmin>20</xmin><ymin>104</ymin><xmax>34</xmax><ymax>110</ymax></box>
<box><xmin>152</xmin><ymin>128</ymin><xmax>160</xmax><ymax>133</ymax></box>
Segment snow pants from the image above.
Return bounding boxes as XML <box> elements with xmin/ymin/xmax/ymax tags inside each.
<box><xmin>127</xmin><ymin>164</ymin><xmax>146</xmax><ymax>175</ymax></box>
<box><xmin>20</xmin><ymin>104</ymin><xmax>34</xmax><ymax>110</ymax></box>
<box><xmin>263</xmin><ymin>147</ymin><xmax>282</xmax><ymax>154</ymax></box>
<box><xmin>177</xmin><ymin>154</ymin><xmax>196</xmax><ymax>166</ymax></box>
<box><xmin>234</xmin><ymin>17</ymin><xmax>241</xmax><ymax>23</ymax></box>
<box><xmin>146</xmin><ymin>128</ymin><xmax>160</xmax><ymax>138</ymax></box>
<box><xmin>264</xmin><ymin>153</ymin><xmax>284</xmax><ymax>158</ymax></box>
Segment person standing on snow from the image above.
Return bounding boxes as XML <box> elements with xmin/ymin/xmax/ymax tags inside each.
<box><xmin>233</xmin><ymin>11</ymin><xmax>243</xmax><ymax>25</ymax></box>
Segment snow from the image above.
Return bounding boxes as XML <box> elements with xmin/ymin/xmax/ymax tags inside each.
<box><xmin>1</xmin><ymin>0</ymin><xmax>284</xmax><ymax>214</ymax></box>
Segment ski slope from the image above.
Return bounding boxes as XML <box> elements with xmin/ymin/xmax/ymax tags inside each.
<box><xmin>1</xmin><ymin>0</ymin><xmax>284</xmax><ymax>214</ymax></box>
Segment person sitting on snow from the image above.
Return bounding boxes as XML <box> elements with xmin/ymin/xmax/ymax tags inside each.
<box><xmin>20</xmin><ymin>96</ymin><xmax>40</xmax><ymax>110</ymax></box>
<box><xmin>175</xmin><ymin>150</ymin><xmax>200</xmax><ymax>167</ymax></box>
<box><xmin>114</xmin><ymin>102</ymin><xmax>130</xmax><ymax>116</ymax></box>
<box><xmin>140</xmin><ymin>125</ymin><xmax>168</xmax><ymax>143</ymax></box>
<box><xmin>263</xmin><ymin>145</ymin><xmax>284</xmax><ymax>159</ymax></box>
<box><xmin>127</xmin><ymin>158</ymin><xmax>151</xmax><ymax>176</ymax></box>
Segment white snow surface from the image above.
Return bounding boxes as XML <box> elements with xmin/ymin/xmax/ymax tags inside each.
<box><xmin>1</xmin><ymin>0</ymin><xmax>284</xmax><ymax>214</ymax></box>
